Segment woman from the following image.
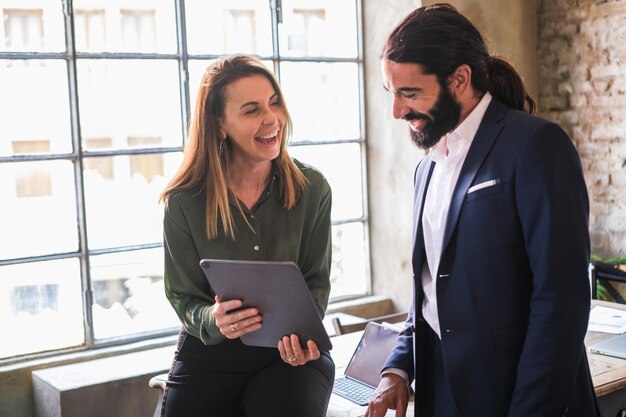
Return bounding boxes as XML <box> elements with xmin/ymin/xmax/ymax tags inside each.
<box><xmin>159</xmin><ymin>55</ymin><xmax>334</xmax><ymax>417</ymax></box>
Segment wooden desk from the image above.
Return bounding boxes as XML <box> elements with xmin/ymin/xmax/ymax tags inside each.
<box><xmin>325</xmin><ymin>301</ymin><xmax>626</xmax><ymax>416</ymax></box>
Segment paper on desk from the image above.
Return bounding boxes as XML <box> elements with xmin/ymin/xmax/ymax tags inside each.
<box><xmin>588</xmin><ymin>305</ymin><xmax>626</xmax><ymax>334</ymax></box>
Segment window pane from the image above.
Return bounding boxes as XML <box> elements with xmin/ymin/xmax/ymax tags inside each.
<box><xmin>0</xmin><ymin>60</ymin><xmax>72</xmax><ymax>157</ymax></box>
<box><xmin>279</xmin><ymin>0</ymin><xmax>358</xmax><ymax>58</ymax></box>
<box><xmin>186</xmin><ymin>59</ymin><xmax>215</xmax><ymax>120</ymax></box>
<box><xmin>0</xmin><ymin>259</ymin><xmax>84</xmax><ymax>359</ymax></box>
<box><xmin>0</xmin><ymin>160</ymin><xmax>78</xmax><ymax>260</ymax></box>
<box><xmin>289</xmin><ymin>143</ymin><xmax>363</xmax><ymax>221</ymax></box>
<box><xmin>280</xmin><ymin>62</ymin><xmax>360</xmax><ymax>141</ymax></box>
<box><xmin>330</xmin><ymin>222</ymin><xmax>368</xmax><ymax>299</ymax></box>
<box><xmin>185</xmin><ymin>1</ymin><xmax>273</xmax><ymax>56</ymax></box>
<box><xmin>83</xmin><ymin>152</ymin><xmax>182</xmax><ymax>250</ymax></box>
<box><xmin>1</xmin><ymin>7</ymin><xmax>65</xmax><ymax>52</ymax></box>
<box><xmin>91</xmin><ymin>248</ymin><xmax>179</xmax><ymax>340</ymax></box>
<box><xmin>77</xmin><ymin>60</ymin><xmax>183</xmax><ymax>151</ymax></box>
<box><xmin>72</xmin><ymin>1</ymin><xmax>177</xmax><ymax>53</ymax></box>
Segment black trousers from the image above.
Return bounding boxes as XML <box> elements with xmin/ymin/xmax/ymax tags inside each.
<box><xmin>425</xmin><ymin>328</ymin><xmax>461</xmax><ymax>417</ymax></box>
<box><xmin>162</xmin><ymin>329</ymin><xmax>335</xmax><ymax>417</ymax></box>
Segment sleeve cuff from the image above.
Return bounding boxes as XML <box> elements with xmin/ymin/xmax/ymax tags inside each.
<box><xmin>382</xmin><ymin>367</ymin><xmax>410</xmax><ymax>384</ymax></box>
<box><xmin>200</xmin><ymin>304</ymin><xmax>226</xmax><ymax>345</ymax></box>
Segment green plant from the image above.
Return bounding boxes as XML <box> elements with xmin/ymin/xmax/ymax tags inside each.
<box><xmin>591</xmin><ymin>254</ymin><xmax>626</xmax><ymax>265</ymax></box>
<box><xmin>591</xmin><ymin>254</ymin><xmax>626</xmax><ymax>302</ymax></box>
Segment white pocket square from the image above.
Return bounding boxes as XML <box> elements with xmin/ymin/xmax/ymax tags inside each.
<box><xmin>468</xmin><ymin>179</ymin><xmax>499</xmax><ymax>194</ymax></box>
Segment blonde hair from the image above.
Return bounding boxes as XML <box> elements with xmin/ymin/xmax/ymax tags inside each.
<box><xmin>160</xmin><ymin>55</ymin><xmax>307</xmax><ymax>239</ymax></box>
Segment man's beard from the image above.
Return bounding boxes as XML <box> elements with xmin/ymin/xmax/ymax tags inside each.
<box><xmin>405</xmin><ymin>85</ymin><xmax>461</xmax><ymax>150</ymax></box>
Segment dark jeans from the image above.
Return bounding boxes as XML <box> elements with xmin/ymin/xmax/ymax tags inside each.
<box><xmin>162</xmin><ymin>329</ymin><xmax>334</xmax><ymax>417</ymax></box>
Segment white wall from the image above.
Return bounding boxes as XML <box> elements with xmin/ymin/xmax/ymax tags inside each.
<box><xmin>364</xmin><ymin>0</ymin><xmax>424</xmax><ymax>312</ymax></box>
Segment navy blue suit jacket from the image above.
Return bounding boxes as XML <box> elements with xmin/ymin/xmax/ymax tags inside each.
<box><xmin>385</xmin><ymin>98</ymin><xmax>600</xmax><ymax>417</ymax></box>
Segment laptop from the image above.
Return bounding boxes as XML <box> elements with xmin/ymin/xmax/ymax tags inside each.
<box><xmin>588</xmin><ymin>332</ymin><xmax>626</xmax><ymax>359</ymax></box>
<box><xmin>332</xmin><ymin>322</ymin><xmax>401</xmax><ymax>406</ymax></box>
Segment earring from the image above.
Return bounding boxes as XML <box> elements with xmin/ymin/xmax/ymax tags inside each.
<box><xmin>219</xmin><ymin>139</ymin><xmax>224</xmax><ymax>155</ymax></box>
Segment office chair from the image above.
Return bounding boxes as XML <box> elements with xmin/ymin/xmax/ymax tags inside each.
<box><xmin>332</xmin><ymin>311</ymin><xmax>408</xmax><ymax>335</ymax></box>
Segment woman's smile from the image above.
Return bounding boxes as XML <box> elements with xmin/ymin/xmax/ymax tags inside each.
<box><xmin>255</xmin><ymin>128</ymin><xmax>280</xmax><ymax>145</ymax></box>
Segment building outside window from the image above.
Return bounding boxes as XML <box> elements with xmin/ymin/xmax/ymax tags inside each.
<box><xmin>0</xmin><ymin>0</ymin><xmax>367</xmax><ymax>362</ymax></box>
<box><xmin>120</xmin><ymin>9</ymin><xmax>156</xmax><ymax>52</ymax></box>
<box><xmin>286</xmin><ymin>8</ymin><xmax>325</xmax><ymax>55</ymax></box>
<box><xmin>12</xmin><ymin>140</ymin><xmax>52</xmax><ymax>197</ymax></box>
<box><xmin>223</xmin><ymin>9</ymin><xmax>256</xmax><ymax>53</ymax></box>
<box><xmin>83</xmin><ymin>138</ymin><xmax>114</xmax><ymax>179</ymax></box>
<box><xmin>74</xmin><ymin>9</ymin><xmax>105</xmax><ymax>51</ymax></box>
<box><xmin>3</xmin><ymin>9</ymin><xmax>43</xmax><ymax>50</ymax></box>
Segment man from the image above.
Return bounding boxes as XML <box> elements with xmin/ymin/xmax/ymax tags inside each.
<box><xmin>365</xmin><ymin>4</ymin><xmax>599</xmax><ymax>417</ymax></box>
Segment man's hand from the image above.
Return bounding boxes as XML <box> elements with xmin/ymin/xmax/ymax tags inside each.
<box><xmin>364</xmin><ymin>373</ymin><xmax>409</xmax><ymax>417</ymax></box>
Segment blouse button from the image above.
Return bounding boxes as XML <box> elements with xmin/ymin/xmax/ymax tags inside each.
<box><xmin>253</xmin><ymin>245</ymin><xmax>260</xmax><ymax>251</ymax></box>
<box><xmin>250</xmin><ymin>214</ymin><xmax>255</xmax><ymax>219</ymax></box>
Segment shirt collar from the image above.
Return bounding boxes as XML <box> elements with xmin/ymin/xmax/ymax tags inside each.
<box><xmin>429</xmin><ymin>92</ymin><xmax>492</xmax><ymax>163</ymax></box>
<box><xmin>454</xmin><ymin>91</ymin><xmax>492</xmax><ymax>144</ymax></box>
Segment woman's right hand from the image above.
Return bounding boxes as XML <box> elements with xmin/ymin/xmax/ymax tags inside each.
<box><xmin>212</xmin><ymin>295</ymin><xmax>263</xmax><ymax>339</ymax></box>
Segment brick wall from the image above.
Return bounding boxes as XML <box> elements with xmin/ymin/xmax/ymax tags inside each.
<box><xmin>538</xmin><ymin>0</ymin><xmax>626</xmax><ymax>257</ymax></box>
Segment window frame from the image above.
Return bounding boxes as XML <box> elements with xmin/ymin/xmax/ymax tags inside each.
<box><xmin>0</xmin><ymin>0</ymin><xmax>369</xmax><ymax>364</ymax></box>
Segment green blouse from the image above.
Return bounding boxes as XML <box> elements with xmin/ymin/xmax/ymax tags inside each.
<box><xmin>163</xmin><ymin>160</ymin><xmax>332</xmax><ymax>345</ymax></box>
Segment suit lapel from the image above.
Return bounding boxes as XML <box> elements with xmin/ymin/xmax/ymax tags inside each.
<box><xmin>440</xmin><ymin>99</ymin><xmax>507</xmax><ymax>254</ymax></box>
<box><xmin>412</xmin><ymin>156</ymin><xmax>435</xmax><ymax>270</ymax></box>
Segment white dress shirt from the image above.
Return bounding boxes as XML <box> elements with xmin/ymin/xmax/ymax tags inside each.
<box><xmin>421</xmin><ymin>92</ymin><xmax>492</xmax><ymax>337</ymax></box>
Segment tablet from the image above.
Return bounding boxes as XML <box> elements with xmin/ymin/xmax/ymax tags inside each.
<box><xmin>199</xmin><ymin>259</ymin><xmax>332</xmax><ymax>351</ymax></box>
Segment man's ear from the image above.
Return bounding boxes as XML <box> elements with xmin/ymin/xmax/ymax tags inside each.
<box><xmin>448</xmin><ymin>64</ymin><xmax>472</xmax><ymax>98</ymax></box>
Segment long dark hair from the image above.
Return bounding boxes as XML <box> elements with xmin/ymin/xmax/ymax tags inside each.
<box><xmin>382</xmin><ymin>3</ymin><xmax>535</xmax><ymax>114</ymax></box>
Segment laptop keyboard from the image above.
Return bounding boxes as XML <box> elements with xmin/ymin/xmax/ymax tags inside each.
<box><xmin>333</xmin><ymin>377</ymin><xmax>375</xmax><ymax>406</ymax></box>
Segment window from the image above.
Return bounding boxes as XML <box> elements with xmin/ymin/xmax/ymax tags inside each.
<box><xmin>74</xmin><ymin>9</ymin><xmax>105</xmax><ymax>52</ymax></box>
<box><xmin>83</xmin><ymin>138</ymin><xmax>114</xmax><ymax>180</ymax></box>
<box><xmin>12</xmin><ymin>140</ymin><xmax>52</xmax><ymax>197</ymax></box>
<box><xmin>223</xmin><ymin>9</ymin><xmax>256</xmax><ymax>53</ymax></box>
<box><xmin>287</xmin><ymin>9</ymin><xmax>325</xmax><ymax>55</ymax></box>
<box><xmin>3</xmin><ymin>9</ymin><xmax>43</xmax><ymax>50</ymax></box>
<box><xmin>0</xmin><ymin>0</ymin><xmax>366</xmax><ymax>361</ymax></box>
<box><xmin>127</xmin><ymin>137</ymin><xmax>164</xmax><ymax>183</ymax></box>
<box><xmin>11</xmin><ymin>284</ymin><xmax>59</xmax><ymax>316</ymax></box>
<box><xmin>120</xmin><ymin>9</ymin><xmax>156</xmax><ymax>52</ymax></box>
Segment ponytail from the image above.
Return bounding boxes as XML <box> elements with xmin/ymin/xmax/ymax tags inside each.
<box><xmin>488</xmin><ymin>56</ymin><xmax>536</xmax><ymax>115</ymax></box>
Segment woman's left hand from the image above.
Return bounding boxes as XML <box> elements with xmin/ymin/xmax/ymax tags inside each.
<box><xmin>277</xmin><ymin>334</ymin><xmax>320</xmax><ymax>366</ymax></box>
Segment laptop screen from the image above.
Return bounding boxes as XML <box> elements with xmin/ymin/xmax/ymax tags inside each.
<box><xmin>344</xmin><ymin>322</ymin><xmax>401</xmax><ymax>388</ymax></box>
